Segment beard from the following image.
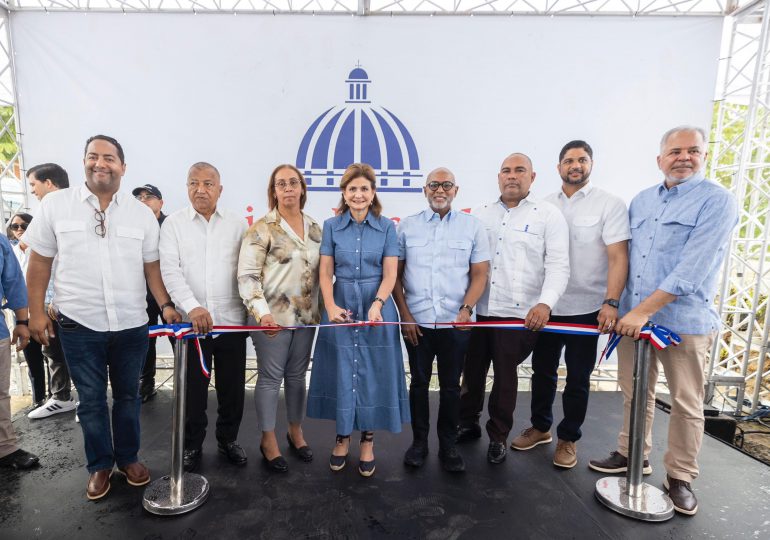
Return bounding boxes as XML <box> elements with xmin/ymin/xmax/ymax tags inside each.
<box><xmin>560</xmin><ymin>170</ymin><xmax>590</xmax><ymax>185</ymax></box>
<box><xmin>665</xmin><ymin>168</ymin><xmax>703</xmax><ymax>185</ymax></box>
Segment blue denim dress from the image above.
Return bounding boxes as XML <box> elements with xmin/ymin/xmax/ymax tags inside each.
<box><xmin>306</xmin><ymin>211</ymin><xmax>410</xmax><ymax>434</ymax></box>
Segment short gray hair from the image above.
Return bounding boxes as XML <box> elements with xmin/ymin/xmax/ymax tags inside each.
<box><xmin>426</xmin><ymin>167</ymin><xmax>455</xmax><ymax>184</ymax></box>
<box><xmin>660</xmin><ymin>126</ymin><xmax>707</xmax><ymax>151</ymax></box>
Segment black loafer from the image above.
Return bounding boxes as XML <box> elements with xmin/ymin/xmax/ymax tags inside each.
<box><xmin>260</xmin><ymin>446</ymin><xmax>288</xmax><ymax>473</ymax></box>
<box><xmin>183</xmin><ymin>448</ymin><xmax>202</xmax><ymax>472</ymax></box>
<box><xmin>403</xmin><ymin>443</ymin><xmax>429</xmax><ymax>468</ymax></box>
<box><xmin>218</xmin><ymin>441</ymin><xmax>248</xmax><ymax>466</ymax></box>
<box><xmin>456</xmin><ymin>424</ymin><xmax>482</xmax><ymax>444</ymax></box>
<box><xmin>287</xmin><ymin>433</ymin><xmax>313</xmax><ymax>463</ymax></box>
<box><xmin>0</xmin><ymin>448</ymin><xmax>40</xmax><ymax>470</ymax></box>
<box><xmin>439</xmin><ymin>447</ymin><xmax>465</xmax><ymax>473</ymax></box>
<box><xmin>487</xmin><ymin>442</ymin><xmax>507</xmax><ymax>464</ymax></box>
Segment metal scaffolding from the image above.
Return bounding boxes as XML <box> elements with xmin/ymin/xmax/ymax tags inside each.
<box><xmin>1</xmin><ymin>0</ymin><xmax>768</xmax><ymax>412</ymax></box>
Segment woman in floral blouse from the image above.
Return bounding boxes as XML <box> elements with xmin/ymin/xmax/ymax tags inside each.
<box><xmin>237</xmin><ymin>164</ymin><xmax>321</xmax><ymax>473</ymax></box>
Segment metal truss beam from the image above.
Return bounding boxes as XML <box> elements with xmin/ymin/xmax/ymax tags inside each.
<box><xmin>3</xmin><ymin>0</ymin><xmax>755</xmax><ymax>16</ymax></box>
<box><xmin>0</xmin><ymin>8</ymin><xmax>27</xmax><ymax>223</ymax></box>
<box><xmin>707</xmin><ymin>0</ymin><xmax>770</xmax><ymax>414</ymax></box>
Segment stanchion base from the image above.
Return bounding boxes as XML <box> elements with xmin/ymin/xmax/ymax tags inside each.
<box><xmin>142</xmin><ymin>473</ymin><xmax>210</xmax><ymax>515</ymax></box>
<box><xmin>595</xmin><ymin>477</ymin><xmax>674</xmax><ymax>522</ymax></box>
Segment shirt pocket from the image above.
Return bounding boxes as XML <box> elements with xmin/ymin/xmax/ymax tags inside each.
<box><xmin>54</xmin><ymin>220</ymin><xmax>87</xmax><ymax>259</ymax></box>
<box><xmin>573</xmin><ymin>215</ymin><xmax>601</xmax><ymax>243</ymax></box>
<box><xmin>448</xmin><ymin>239</ymin><xmax>472</xmax><ymax>266</ymax></box>
<box><xmin>116</xmin><ymin>225</ymin><xmax>145</xmax><ymax>261</ymax></box>
<box><xmin>660</xmin><ymin>214</ymin><xmax>697</xmax><ymax>251</ymax></box>
<box><xmin>629</xmin><ymin>217</ymin><xmax>646</xmax><ymax>247</ymax></box>
<box><xmin>510</xmin><ymin>222</ymin><xmax>545</xmax><ymax>255</ymax></box>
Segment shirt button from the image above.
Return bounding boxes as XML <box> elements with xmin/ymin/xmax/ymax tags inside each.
<box><xmin>357</xmin><ymin>238</ymin><xmax>360</xmax><ymax>241</ymax></box>
<box><xmin>356</xmin><ymin>250</ymin><xmax>359</xmax><ymax>253</ymax></box>
<box><xmin>356</xmin><ymin>266</ymin><xmax>359</xmax><ymax>270</ymax></box>
<box><xmin>654</xmin><ymin>218</ymin><xmax>658</xmax><ymax>222</ymax></box>
<box><xmin>498</xmin><ymin>237</ymin><xmax>502</xmax><ymax>240</ymax></box>
<box><xmin>642</xmin><ymin>255</ymin><xmax>646</xmax><ymax>258</ymax></box>
<box><xmin>353</xmin><ymin>389</ymin><xmax>356</xmax><ymax>392</ymax></box>
<box><xmin>496</xmin><ymin>252</ymin><xmax>499</xmax><ymax>255</ymax></box>
<box><xmin>636</xmin><ymin>275</ymin><xmax>640</xmax><ymax>278</ymax></box>
<box><xmin>354</xmin><ymin>344</ymin><xmax>358</xmax><ymax>347</ymax></box>
<box><xmin>353</xmin><ymin>374</ymin><xmax>356</xmax><ymax>377</ymax></box>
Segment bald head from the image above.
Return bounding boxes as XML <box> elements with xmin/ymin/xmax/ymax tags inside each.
<box><xmin>426</xmin><ymin>167</ymin><xmax>456</xmax><ymax>185</ymax></box>
<box><xmin>501</xmin><ymin>153</ymin><xmax>533</xmax><ymax>171</ymax></box>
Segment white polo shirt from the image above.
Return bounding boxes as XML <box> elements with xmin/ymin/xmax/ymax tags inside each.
<box><xmin>23</xmin><ymin>184</ymin><xmax>160</xmax><ymax>332</ymax></box>
<box><xmin>544</xmin><ymin>183</ymin><xmax>631</xmax><ymax>316</ymax></box>
<box><xmin>474</xmin><ymin>196</ymin><xmax>570</xmax><ymax>319</ymax></box>
<box><xmin>160</xmin><ymin>205</ymin><xmax>247</xmax><ymax>326</ymax></box>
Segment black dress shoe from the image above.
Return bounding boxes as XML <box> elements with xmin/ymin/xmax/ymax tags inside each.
<box><xmin>0</xmin><ymin>448</ymin><xmax>40</xmax><ymax>470</ymax></box>
<box><xmin>260</xmin><ymin>446</ymin><xmax>288</xmax><ymax>472</ymax></box>
<box><xmin>218</xmin><ymin>441</ymin><xmax>248</xmax><ymax>466</ymax></box>
<box><xmin>403</xmin><ymin>443</ymin><xmax>429</xmax><ymax>468</ymax></box>
<box><xmin>439</xmin><ymin>447</ymin><xmax>465</xmax><ymax>473</ymax></box>
<box><xmin>456</xmin><ymin>424</ymin><xmax>482</xmax><ymax>444</ymax></box>
<box><xmin>139</xmin><ymin>385</ymin><xmax>157</xmax><ymax>403</ymax></box>
<box><xmin>287</xmin><ymin>433</ymin><xmax>313</xmax><ymax>462</ymax></box>
<box><xmin>487</xmin><ymin>442</ymin><xmax>507</xmax><ymax>464</ymax></box>
<box><xmin>183</xmin><ymin>448</ymin><xmax>202</xmax><ymax>472</ymax></box>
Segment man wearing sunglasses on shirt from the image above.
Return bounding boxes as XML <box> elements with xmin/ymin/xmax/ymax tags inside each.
<box><xmin>393</xmin><ymin>168</ymin><xmax>490</xmax><ymax>473</ymax></box>
<box><xmin>23</xmin><ymin>135</ymin><xmax>181</xmax><ymax>500</ymax></box>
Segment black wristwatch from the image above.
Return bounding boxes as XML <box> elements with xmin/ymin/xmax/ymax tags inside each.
<box><xmin>602</xmin><ymin>299</ymin><xmax>620</xmax><ymax>309</ymax></box>
<box><xmin>16</xmin><ymin>319</ymin><xmax>28</xmax><ymax>326</ymax></box>
<box><xmin>460</xmin><ymin>304</ymin><xmax>473</xmax><ymax>315</ymax></box>
<box><xmin>160</xmin><ymin>302</ymin><xmax>176</xmax><ymax>311</ymax></box>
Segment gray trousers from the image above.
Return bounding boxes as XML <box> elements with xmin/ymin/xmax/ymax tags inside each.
<box><xmin>251</xmin><ymin>325</ymin><xmax>315</xmax><ymax>432</ymax></box>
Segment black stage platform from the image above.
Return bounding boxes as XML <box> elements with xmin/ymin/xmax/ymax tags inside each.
<box><xmin>2</xmin><ymin>390</ymin><xmax>769</xmax><ymax>539</ymax></box>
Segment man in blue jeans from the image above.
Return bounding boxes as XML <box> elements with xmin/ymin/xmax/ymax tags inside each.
<box><xmin>393</xmin><ymin>167</ymin><xmax>489</xmax><ymax>472</ymax></box>
<box><xmin>25</xmin><ymin>134</ymin><xmax>181</xmax><ymax>500</ymax></box>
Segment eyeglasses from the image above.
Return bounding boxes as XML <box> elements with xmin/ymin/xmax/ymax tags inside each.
<box><xmin>94</xmin><ymin>209</ymin><xmax>106</xmax><ymax>238</ymax></box>
<box><xmin>135</xmin><ymin>193</ymin><xmax>158</xmax><ymax>202</ymax></box>
<box><xmin>426</xmin><ymin>181</ymin><xmax>456</xmax><ymax>191</ymax></box>
<box><xmin>9</xmin><ymin>223</ymin><xmax>28</xmax><ymax>231</ymax></box>
<box><xmin>275</xmin><ymin>179</ymin><xmax>301</xmax><ymax>191</ymax></box>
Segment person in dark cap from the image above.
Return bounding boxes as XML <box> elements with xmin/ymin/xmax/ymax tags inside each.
<box><xmin>132</xmin><ymin>183</ymin><xmax>171</xmax><ymax>402</ymax></box>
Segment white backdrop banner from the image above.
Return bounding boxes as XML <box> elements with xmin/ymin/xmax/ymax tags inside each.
<box><xmin>12</xmin><ymin>12</ymin><xmax>722</xmax><ymax>226</ymax></box>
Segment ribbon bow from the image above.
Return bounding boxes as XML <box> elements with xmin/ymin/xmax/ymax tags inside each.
<box><xmin>599</xmin><ymin>323</ymin><xmax>681</xmax><ymax>365</ymax></box>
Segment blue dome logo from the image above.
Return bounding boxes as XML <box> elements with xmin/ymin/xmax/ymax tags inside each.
<box><xmin>296</xmin><ymin>65</ymin><xmax>422</xmax><ymax>192</ymax></box>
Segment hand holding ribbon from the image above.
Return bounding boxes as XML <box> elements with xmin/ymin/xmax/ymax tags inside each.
<box><xmin>599</xmin><ymin>322</ymin><xmax>681</xmax><ymax>365</ymax></box>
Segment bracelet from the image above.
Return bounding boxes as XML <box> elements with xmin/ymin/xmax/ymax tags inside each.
<box><xmin>160</xmin><ymin>302</ymin><xmax>176</xmax><ymax>311</ymax></box>
<box><xmin>16</xmin><ymin>319</ymin><xmax>28</xmax><ymax>326</ymax></box>
<box><xmin>460</xmin><ymin>304</ymin><xmax>473</xmax><ymax>315</ymax></box>
<box><xmin>373</xmin><ymin>297</ymin><xmax>386</xmax><ymax>307</ymax></box>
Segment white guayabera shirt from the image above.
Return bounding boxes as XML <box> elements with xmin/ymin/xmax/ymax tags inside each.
<box><xmin>24</xmin><ymin>184</ymin><xmax>160</xmax><ymax>332</ymax></box>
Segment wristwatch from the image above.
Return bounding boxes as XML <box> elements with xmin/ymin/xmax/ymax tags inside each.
<box><xmin>602</xmin><ymin>299</ymin><xmax>620</xmax><ymax>309</ymax></box>
<box><xmin>160</xmin><ymin>302</ymin><xmax>176</xmax><ymax>311</ymax></box>
<box><xmin>373</xmin><ymin>297</ymin><xmax>386</xmax><ymax>307</ymax></box>
<box><xmin>460</xmin><ymin>304</ymin><xmax>473</xmax><ymax>315</ymax></box>
<box><xmin>16</xmin><ymin>319</ymin><xmax>28</xmax><ymax>326</ymax></box>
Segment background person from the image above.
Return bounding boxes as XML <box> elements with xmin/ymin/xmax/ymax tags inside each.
<box><xmin>238</xmin><ymin>164</ymin><xmax>321</xmax><ymax>472</ymax></box>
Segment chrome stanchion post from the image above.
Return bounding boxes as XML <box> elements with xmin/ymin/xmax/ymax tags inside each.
<box><xmin>143</xmin><ymin>337</ymin><xmax>210</xmax><ymax>515</ymax></box>
<box><xmin>595</xmin><ymin>334</ymin><xmax>674</xmax><ymax>521</ymax></box>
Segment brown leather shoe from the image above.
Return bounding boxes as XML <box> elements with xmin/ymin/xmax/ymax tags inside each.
<box><xmin>664</xmin><ymin>475</ymin><xmax>698</xmax><ymax>515</ymax></box>
<box><xmin>553</xmin><ymin>440</ymin><xmax>577</xmax><ymax>469</ymax></box>
<box><xmin>117</xmin><ymin>462</ymin><xmax>150</xmax><ymax>486</ymax></box>
<box><xmin>588</xmin><ymin>451</ymin><xmax>652</xmax><ymax>475</ymax></box>
<box><xmin>87</xmin><ymin>469</ymin><xmax>113</xmax><ymax>500</ymax></box>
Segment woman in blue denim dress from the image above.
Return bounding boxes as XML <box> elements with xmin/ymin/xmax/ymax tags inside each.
<box><xmin>306</xmin><ymin>163</ymin><xmax>410</xmax><ymax>477</ymax></box>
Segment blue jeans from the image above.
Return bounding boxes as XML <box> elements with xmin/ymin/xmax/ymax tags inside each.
<box><xmin>57</xmin><ymin>313</ymin><xmax>148</xmax><ymax>473</ymax></box>
<box><xmin>530</xmin><ymin>311</ymin><xmax>599</xmax><ymax>442</ymax></box>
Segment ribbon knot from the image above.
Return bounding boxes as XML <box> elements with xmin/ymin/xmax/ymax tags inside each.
<box><xmin>599</xmin><ymin>323</ymin><xmax>681</xmax><ymax>365</ymax></box>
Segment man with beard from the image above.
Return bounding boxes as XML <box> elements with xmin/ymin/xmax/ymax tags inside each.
<box><xmin>456</xmin><ymin>153</ymin><xmax>570</xmax><ymax>464</ymax></box>
<box><xmin>589</xmin><ymin>126</ymin><xmax>737</xmax><ymax>515</ymax></box>
<box><xmin>393</xmin><ymin>167</ymin><xmax>489</xmax><ymax>472</ymax></box>
<box><xmin>24</xmin><ymin>135</ymin><xmax>181</xmax><ymax>499</ymax></box>
<box><xmin>510</xmin><ymin>140</ymin><xmax>630</xmax><ymax>469</ymax></box>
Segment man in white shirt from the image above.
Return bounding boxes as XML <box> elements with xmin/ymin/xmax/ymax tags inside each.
<box><xmin>510</xmin><ymin>140</ymin><xmax>630</xmax><ymax>469</ymax></box>
<box><xmin>456</xmin><ymin>153</ymin><xmax>570</xmax><ymax>464</ymax></box>
<box><xmin>160</xmin><ymin>162</ymin><xmax>248</xmax><ymax>473</ymax></box>
<box><xmin>24</xmin><ymin>135</ymin><xmax>181</xmax><ymax>501</ymax></box>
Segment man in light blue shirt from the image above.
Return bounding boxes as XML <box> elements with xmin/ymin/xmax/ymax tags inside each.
<box><xmin>393</xmin><ymin>167</ymin><xmax>489</xmax><ymax>473</ymax></box>
<box><xmin>589</xmin><ymin>126</ymin><xmax>738</xmax><ymax>516</ymax></box>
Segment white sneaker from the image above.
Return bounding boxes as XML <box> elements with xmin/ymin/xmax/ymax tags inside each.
<box><xmin>28</xmin><ymin>397</ymin><xmax>77</xmax><ymax>419</ymax></box>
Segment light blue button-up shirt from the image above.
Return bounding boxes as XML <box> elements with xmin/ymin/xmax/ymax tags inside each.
<box><xmin>398</xmin><ymin>209</ymin><xmax>490</xmax><ymax>323</ymax></box>
<box><xmin>620</xmin><ymin>175</ymin><xmax>737</xmax><ymax>334</ymax></box>
<box><xmin>1</xmin><ymin>236</ymin><xmax>27</xmax><ymax>341</ymax></box>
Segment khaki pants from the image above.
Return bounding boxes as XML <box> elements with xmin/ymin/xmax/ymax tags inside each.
<box><xmin>0</xmin><ymin>337</ymin><xmax>19</xmax><ymax>459</ymax></box>
<box><xmin>616</xmin><ymin>333</ymin><xmax>713</xmax><ymax>482</ymax></box>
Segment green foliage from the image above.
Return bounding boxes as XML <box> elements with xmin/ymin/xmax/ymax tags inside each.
<box><xmin>0</xmin><ymin>105</ymin><xmax>17</xmax><ymax>165</ymax></box>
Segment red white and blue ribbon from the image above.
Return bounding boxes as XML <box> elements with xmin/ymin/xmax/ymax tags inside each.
<box><xmin>598</xmin><ymin>323</ymin><xmax>681</xmax><ymax>364</ymax></box>
<box><xmin>149</xmin><ymin>319</ymin><xmax>603</xmax><ymax>379</ymax></box>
